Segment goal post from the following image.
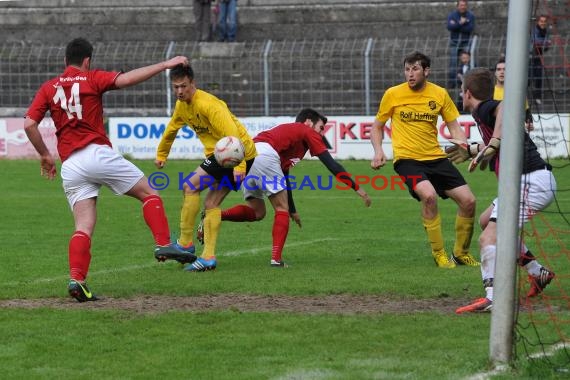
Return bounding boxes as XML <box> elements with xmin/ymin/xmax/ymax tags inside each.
<box><xmin>489</xmin><ymin>0</ymin><xmax>532</xmax><ymax>364</ymax></box>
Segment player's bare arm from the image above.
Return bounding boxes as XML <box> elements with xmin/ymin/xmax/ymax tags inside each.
<box><xmin>115</xmin><ymin>56</ymin><xmax>189</xmax><ymax>89</ymax></box>
<box><xmin>357</xmin><ymin>188</ymin><xmax>372</xmax><ymax>207</ymax></box>
<box><xmin>446</xmin><ymin>119</ymin><xmax>468</xmax><ymax>142</ymax></box>
<box><xmin>290</xmin><ymin>212</ymin><xmax>302</xmax><ymax>228</ymax></box>
<box><xmin>285</xmin><ymin>175</ymin><xmax>301</xmax><ymax>228</ymax></box>
<box><xmin>370</xmin><ymin>119</ymin><xmax>386</xmax><ymax>169</ymax></box>
<box><xmin>233</xmin><ymin>168</ymin><xmax>246</xmax><ymax>187</ymax></box>
<box><xmin>317</xmin><ymin>151</ymin><xmax>371</xmax><ymax>208</ymax></box>
<box><xmin>23</xmin><ymin>117</ymin><xmax>56</xmax><ymax>180</ymax></box>
<box><xmin>445</xmin><ymin>117</ymin><xmax>491</xmax><ymax>164</ymax></box>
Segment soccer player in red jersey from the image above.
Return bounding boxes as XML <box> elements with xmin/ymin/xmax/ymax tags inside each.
<box><xmin>24</xmin><ymin>38</ymin><xmax>195</xmax><ymax>302</ymax></box>
<box><xmin>221</xmin><ymin>108</ymin><xmax>371</xmax><ymax>267</ymax></box>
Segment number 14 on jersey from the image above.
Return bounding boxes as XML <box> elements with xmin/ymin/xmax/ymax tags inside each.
<box><xmin>53</xmin><ymin>83</ymin><xmax>83</xmax><ymax>120</ymax></box>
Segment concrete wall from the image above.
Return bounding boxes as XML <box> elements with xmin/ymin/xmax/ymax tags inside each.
<box><xmin>0</xmin><ymin>0</ymin><xmax>508</xmax><ymax>43</ymax></box>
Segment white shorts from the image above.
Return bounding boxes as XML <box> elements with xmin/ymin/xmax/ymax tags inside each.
<box><xmin>242</xmin><ymin>142</ymin><xmax>287</xmax><ymax>199</ymax></box>
<box><xmin>61</xmin><ymin>144</ymin><xmax>144</xmax><ymax>209</ymax></box>
<box><xmin>490</xmin><ymin>168</ymin><xmax>557</xmax><ymax>225</ymax></box>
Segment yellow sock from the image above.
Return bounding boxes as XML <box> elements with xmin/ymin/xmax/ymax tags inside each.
<box><xmin>423</xmin><ymin>213</ymin><xmax>445</xmax><ymax>254</ymax></box>
<box><xmin>454</xmin><ymin>215</ymin><xmax>475</xmax><ymax>256</ymax></box>
<box><xmin>179</xmin><ymin>194</ymin><xmax>201</xmax><ymax>246</ymax></box>
<box><xmin>202</xmin><ymin>208</ymin><xmax>221</xmax><ymax>259</ymax></box>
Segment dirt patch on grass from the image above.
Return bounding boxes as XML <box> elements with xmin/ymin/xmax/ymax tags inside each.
<box><xmin>0</xmin><ymin>294</ymin><xmax>472</xmax><ymax>314</ymax></box>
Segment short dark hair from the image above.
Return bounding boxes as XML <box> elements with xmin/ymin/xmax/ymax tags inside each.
<box><xmin>404</xmin><ymin>51</ymin><xmax>431</xmax><ymax>70</ymax></box>
<box><xmin>65</xmin><ymin>38</ymin><xmax>93</xmax><ymax>66</ymax></box>
<box><xmin>463</xmin><ymin>68</ymin><xmax>494</xmax><ymax>101</ymax></box>
<box><xmin>295</xmin><ymin>108</ymin><xmax>327</xmax><ymax>125</ymax></box>
<box><xmin>495</xmin><ymin>57</ymin><xmax>505</xmax><ymax>70</ymax></box>
<box><xmin>170</xmin><ymin>64</ymin><xmax>194</xmax><ymax>81</ymax></box>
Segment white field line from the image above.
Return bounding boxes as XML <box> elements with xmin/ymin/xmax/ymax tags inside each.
<box><xmin>0</xmin><ymin>264</ymin><xmax>154</xmax><ymax>287</ymax></box>
<box><xmin>528</xmin><ymin>341</ymin><xmax>569</xmax><ymax>359</ymax></box>
<box><xmin>463</xmin><ymin>364</ymin><xmax>510</xmax><ymax>380</ymax></box>
<box><xmin>464</xmin><ymin>342</ymin><xmax>570</xmax><ymax>380</ymax></box>
<box><xmin>222</xmin><ymin>237</ymin><xmax>340</xmax><ymax>256</ymax></box>
<box><xmin>1</xmin><ymin>238</ymin><xmax>340</xmax><ymax>287</ymax></box>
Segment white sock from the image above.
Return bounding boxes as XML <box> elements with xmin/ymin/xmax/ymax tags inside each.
<box><xmin>485</xmin><ymin>286</ymin><xmax>494</xmax><ymax>301</ymax></box>
<box><xmin>480</xmin><ymin>245</ymin><xmax>496</xmax><ymax>281</ymax></box>
<box><xmin>525</xmin><ymin>260</ymin><xmax>542</xmax><ymax>277</ymax></box>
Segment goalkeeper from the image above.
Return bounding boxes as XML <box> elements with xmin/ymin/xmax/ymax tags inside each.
<box><xmin>449</xmin><ymin>67</ymin><xmax>557</xmax><ymax>314</ymax></box>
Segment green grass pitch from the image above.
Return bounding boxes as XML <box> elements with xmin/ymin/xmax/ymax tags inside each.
<box><xmin>1</xmin><ymin>159</ymin><xmax>568</xmax><ymax>379</ymax></box>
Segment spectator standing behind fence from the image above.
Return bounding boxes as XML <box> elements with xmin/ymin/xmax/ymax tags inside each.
<box><xmin>456</xmin><ymin>50</ymin><xmax>472</xmax><ymax>112</ymax></box>
<box><xmin>529</xmin><ymin>15</ymin><xmax>551</xmax><ymax>105</ymax></box>
<box><xmin>217</xmin><ymin>0</ymin><xmax>237</xmax><ymax>42</ymax></box>
<box><xmin>194</xmin><ymin>0</ymin><xmax>212</xmax><ymax>42</ymax></box>
<box><xmin>446</xmin><ymin>0</ymin><xmax>475</xmax><ymax>88</ymax></box>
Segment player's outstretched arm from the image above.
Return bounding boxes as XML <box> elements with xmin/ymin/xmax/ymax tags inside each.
<box><xmin>285</xmin><ymin>173</ymin><xmax>301</xmax><ymax>228</ymax></box>
<box><xmin>468</xmin><ymin>137</ymin><xmax>500</xmax><ymax>172</ymax></box>
<box><xmin>468</xmin><ymin>103</ymin><xmax>503</xmax><ymax>172</ymax></box>
<box><xmin>155</xmin><ymin>113</ymin><xmax>187</xmax><ymax>165</ymax></box>
<box><xmin>24</xmin><ymin>117</ymin><xmax>56</xmax><ymax>180</ymax></box>
<box><xmin>317</xmin><ymin>151</ymin><xmax>371</xmax><ymax>207</ymax></box>
<box><xmin>290</xmin><ymin>212</ymin><xmax>302</xmax><ymax>228</ymax></box>
<box><xmin>445</xmin><ymin>138</ymin><xmax>481</xmax><ymax>164</ymax></box>
<box><xmin>370</xmin><ymin>119</ymin><xmax>386</xmax><ymax>170</ymax></box>
<box><xmin>115</xmin><ymin>56</ymin><xmax>189</xmax><ymax>89</ymax></box>
<box><xmin>446</xmin><ymin>119</ymin><xmax>468</xmax><ymax>142</ymax></box>
<box><xmin>357</xmin><ymin>188</ymin><xmax>372</xmax><ymax>207</ymax></box>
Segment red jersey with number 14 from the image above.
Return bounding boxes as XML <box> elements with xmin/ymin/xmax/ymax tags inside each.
<box><xmin>253</xmin><ymin>122</ymin><xmax>328</xmax><ymax>171</ymax></box>
<box><xmin>26</xmin><ymin>66</ymin><xmax>120</xmax><ymax>161</ymax></box>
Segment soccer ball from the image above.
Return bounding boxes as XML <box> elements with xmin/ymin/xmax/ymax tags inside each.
<box><xmin>214</xmin><ymin>136</ymin><xmax>245</xmax><ymax>168</ymax></box>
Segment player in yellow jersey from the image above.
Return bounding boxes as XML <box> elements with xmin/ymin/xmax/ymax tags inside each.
<box><xmin>494</xmin><ymin>57</ymin><xmax>534</xmax><ymax>132</ymax></box>
<box><xmin>370</xmin><ymin>51</ymin><xmax>478</xmax><ymax>268</ymax></box>
<box><xmin>155</xmin><ymin>64</ymin><xmax>257</xmax><ymax>272</ymax></box>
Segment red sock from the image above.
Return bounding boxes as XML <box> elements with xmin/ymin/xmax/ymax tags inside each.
<box><xmin>222</xmin><ymin>204</ymin><xmax>257</xmax><ymax>222</ymax></box>
<box><xmin>142</xmin><ymin>195</ymin><xmax>171</xmax><ymax>246</ymax></box>
<box><xmin>69</xmin><ymin>231</ymin><xmax>91</xmax><ymax>282</ymax></box>
<box><xmin>271</xmin><ymin>211</ymin><xmax>290</xmax><ymax>262</ymax></box>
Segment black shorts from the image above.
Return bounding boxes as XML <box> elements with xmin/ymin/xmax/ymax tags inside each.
<box><xmin>200</xmin><ymin>154</ymin><xmax>255</xmax><ymax>191</ymax></box>
<box><xmin>394</xmin><ymin>158</ymin><xmax>467</xmax><ymax>201</ymax></box>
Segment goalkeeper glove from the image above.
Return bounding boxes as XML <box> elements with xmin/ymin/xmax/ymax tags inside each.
<box><xmin>445</xmin><ymin>139</ymin><xmax>480</xmax><ymax>164</ymax></box>
<box><xmin>468</xmin><ymin>137</ymin><xmax>501</xmax><ymax>172</ymax></box>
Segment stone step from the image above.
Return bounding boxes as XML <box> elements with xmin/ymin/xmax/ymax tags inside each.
<box><xmin>0</xmin><ymin>0</ymin><xmax>508</xmax><ymax>43</ymax></box>
<box><xmin>0</xmin><ymin>0</ymin><xmax>188</xmax><ymax>7</ymax></box>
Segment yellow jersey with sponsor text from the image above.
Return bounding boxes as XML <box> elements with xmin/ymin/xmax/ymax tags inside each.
<box><xmin>375</xmin><ymin>81</ymin><xmax>459</xmax><ymax>163</ymax></box>
<box><xmin>156</xmin><ymin>89</ymin><xmax>256</xmax><ymax>172</ymax></box>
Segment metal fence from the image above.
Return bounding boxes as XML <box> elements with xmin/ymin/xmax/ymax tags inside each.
<box><xmin>1</xmin><ymin>36</ymin><xmax>569</xmax><ymax>117</ymax></box>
